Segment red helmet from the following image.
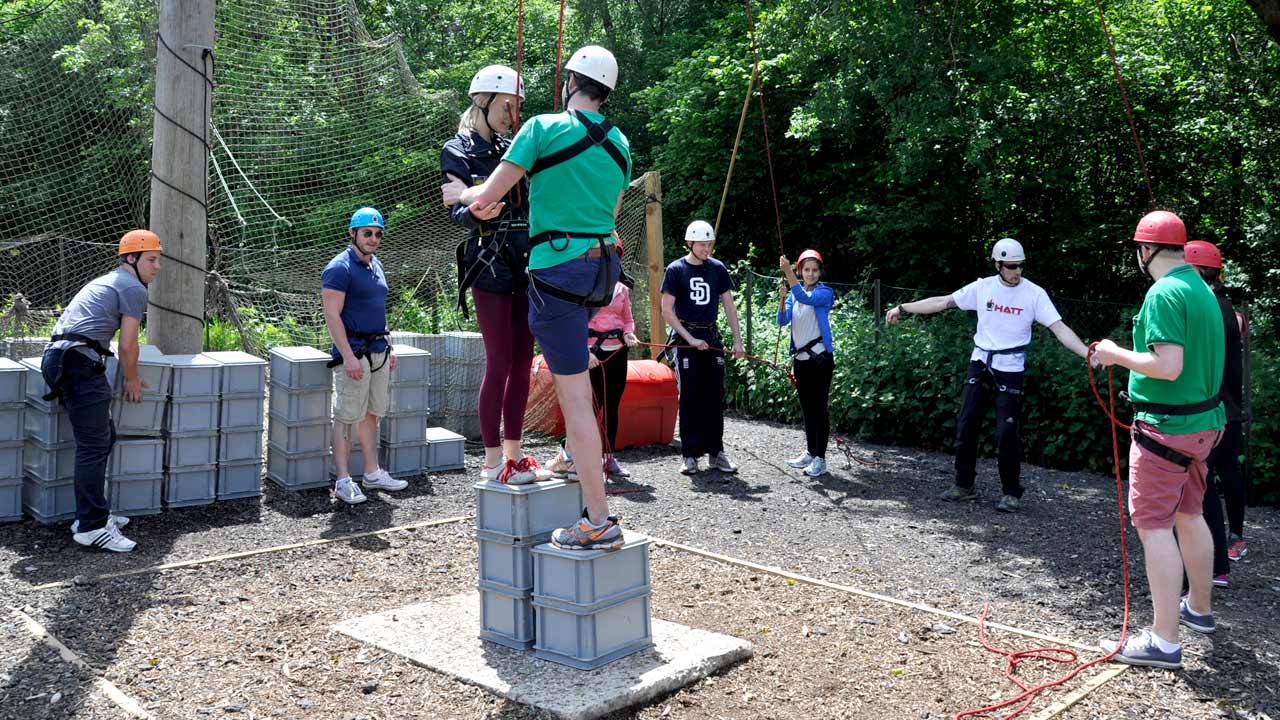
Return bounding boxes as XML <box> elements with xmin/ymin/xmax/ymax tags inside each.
<box><xmin>1185</xmin><ymin>240</ymin><xmax>1222</xmax><ymax>269</ymax></box>
<box><xmin>1133</xmin><ymin>210</ymin><xmax>1186</xmax><ymax>246</ymax></box>
<box><xmin>796</xmin><ymin>249</ymin><xmax>823</xmax><ymax>269</ymax></box>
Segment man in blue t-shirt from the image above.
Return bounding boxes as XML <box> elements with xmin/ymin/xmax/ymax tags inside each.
<box><xmin>661</xmin><ymin>220</ymin><xmax>745</xmax><ymax>475</ymax></box>
<box><xmin>321</xmin><ymin>207</ymin><xmax>408</xmax><ymax>505</ymax></box>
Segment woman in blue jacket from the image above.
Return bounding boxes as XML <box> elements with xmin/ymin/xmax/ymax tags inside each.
<box><xmin>777</xmin><ymin>250</ymin><xmax>835</xmax><ymax>476</ymax></box>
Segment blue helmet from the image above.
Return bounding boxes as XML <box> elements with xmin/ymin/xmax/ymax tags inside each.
<box><xmin>349</xmin><ymin>207</ymin><xmax>385</xmax><ymax>230</ymax></box>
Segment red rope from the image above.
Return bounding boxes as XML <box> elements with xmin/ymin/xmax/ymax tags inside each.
<box><xmin>554</xmin><ymin>0</ymin><xmax>566</xmax><ymax>112</ymax></box>
<box><xmin>743</xmin><ymin>0</ymin><xmax>785</xmax><ymax>256</ymax></box>
<box><xmin>1093</xmin><ymin>0</ymin><xmax>1155</xmax><ymax>208</ymax></box>
<box><xmin>956</xmin><ymin>344</ymin><xmax>1131</xmax><ymax>720</ymax></box>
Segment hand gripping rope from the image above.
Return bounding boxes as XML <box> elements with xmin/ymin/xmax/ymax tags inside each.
<box><xmin>955</xmin><ymin>343</ymin><xmax>1132</xmax><ymax>720</ymax></box>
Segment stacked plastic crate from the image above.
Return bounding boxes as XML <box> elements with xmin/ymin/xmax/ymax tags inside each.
<box><xmin>474</xmin><ymin>478</ymin><xmax>582</xmax><ymax>650</ymax></box>
<box><xmin>267</xmin><ymin>347</ymin><xmax>333</xmax><ymax>491</ymax></box>
<box><xmin>107</xmin><ymin>347</ymin><xmax>169</xmax><ymax>515</ymax></box>
<box><xmin>375</xmin><ymin>344</ymin><xmax>428</xmax><ymax>477</ymax></box>
<box><xmin>204</xmin><ymin>351</ymin><xmax>268</xmax><ymax>500</ymax></box>
<box><xmin>420</xmin><ymin>333</ymin><xmax>449</xmax><ymax>429</ymax></box>
<box><xmin>0</xmin><ymin>359</ymin><xmax>25</xmax><ymax>522</ymax></box>
<box><xmin>2</xmin><ymin>336</ymin><xmax>47</xmax><ymax>361</ymax></box>
<box><xmin>444</xmin><ymin>331</ymin><xmax>485</xmax><ymax>440</ymax></box>
<box><xmin>16</xmin><ymin>358</ymin><xmax>74</xmax><ymax>522</ymax></box>
<box><xmin>161</xmin><ymin>355</ymin><xmax>221</xmax><ymax>507</ymax></box>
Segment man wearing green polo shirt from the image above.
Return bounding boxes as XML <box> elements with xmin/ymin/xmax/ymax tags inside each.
<box><xmin>1093</xmin><ymin>210</ymin><xmax>1226</xmax><ymax>670</ymax></box>
<box><xmin>459</xmin><ymin>45</ymin><xmax>631</xmax><ymax>551</ymax></box>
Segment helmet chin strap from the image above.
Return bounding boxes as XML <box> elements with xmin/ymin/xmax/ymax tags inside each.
<box><xmin>1138</xmin><ymin>245</ymin><xmax>1163</xmax><ymax>279</ymax></box>
<box><xmin>124</xmin><ymin>254</ymin><xmax>148</xmax><ymax>288</ymax></box>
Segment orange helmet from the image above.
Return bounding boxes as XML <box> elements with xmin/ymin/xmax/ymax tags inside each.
<box><xmin>1132</xmin><ymin>211</ymin><xmax>1185</xmax><ymax>246</ymax></box>
<box><xmin>118</xmin><ymin>229</ymin><xmax>162</xmax><ymax>256</ymax></box>
<box><xmin>1185</xmin><ymin>240</ymin><xmax>1222</xmax><ymax>269</ymax></box>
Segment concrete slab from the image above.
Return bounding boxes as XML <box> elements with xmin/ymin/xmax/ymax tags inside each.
<box><xmin>334</xmin><ymin>592</ymin><xmax>753</xmax><ymax>720</ymax></box>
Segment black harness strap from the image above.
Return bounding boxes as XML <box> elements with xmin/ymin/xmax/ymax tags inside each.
<box><xmin>589</xmin><ymin>328</ymin><xmax>625</xmax><ymax>354</ymax></box>
<box><xmin>50</xmin><ymin>333</ymin><xmax>114</xmax><ymax>358</ymax></box>
<box><xmin>975</xmin><ymin>343</ymin><xmax>1030</xmax><ymax>368</ymax></box>
<box><xmin>42</xmin><ymin>333</ymin><xmax>115</xmax><ymax>401</ymax></box>
<box><xmin>1130</xmin><ymin>395</ymin><xmax>1222</xmax><ymax>416</ymax></box>
<box><xmin>1133</xmin><ymin>428</ymin><xmax>1194</xmax><ymax>468</ymax></box>
<box><xmin>327</xmin><ymin>329</ymin><xmax>390</xmax><ymax>372</ymax></box>
<box><xmin>791</xmin><ymin>335</ymin><xmax>825</xmax><ymax>359</ymax></box>
<box><xmin>529</xmin><ymin>110</ymin><xmax>628</xmax><ymax>178</ymax></box>
<box><xmin>456</xmin><ymin>218</ymin><xmax>530</xmax><ymax>318</ymax></box>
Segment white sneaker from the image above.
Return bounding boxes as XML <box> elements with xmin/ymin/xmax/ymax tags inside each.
<box><xmin>803</xmin><ymin>457</ymin><xmax>828</xmax><ymax>477</ymax></box>
<box><xmin>72</xmin><ymin>525</ymin><xmax>136</xmax><ymax>553</ymax></box>
<box><xmin>679</xmin><ymin>457</ymin><xmax>700</xmax><ymax>475</ymax></box>
<box><xmin>334</xmin><ymin>477</ymin><xmax>367</xmax><ymax>504</ymax></box>
<box><xmin>362</xmin><ymin>468</ymin><xmax>408</xmax><ymax>491</ymax></box>
<box><xmin>71</xmin><ymin>514</ymin><xmax>131</xmax><ymax>534</ymax></box>
<box><xmin>479</xmin><ymin>462</ymin><xmax>503</xmax><ymax>481</ymax></box>
<box><xmin>787</xmin><ymin>451</ymin><xmax>814</xmax><ymax>469</ymax></box>
<box><xmin>710</xmin><ymin>452</ymin><xmax>738</xmax><ymax>473</ymax></box>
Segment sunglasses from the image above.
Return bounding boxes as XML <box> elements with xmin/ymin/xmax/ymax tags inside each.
<box><xmin>359</xmin><ymin>230</ymin><xmax>384</xmax><ymax>239</ymax></box>
<box><xmin>1001</xmin><ymin>262</ymin><xmax>1024</xmax><ymax>271</ymax></box>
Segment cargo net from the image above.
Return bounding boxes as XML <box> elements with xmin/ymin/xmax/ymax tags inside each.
<box><xmin>0</xmin><ymin>0</ymin><xmax>660</xmax><ymax>375</ymax></box>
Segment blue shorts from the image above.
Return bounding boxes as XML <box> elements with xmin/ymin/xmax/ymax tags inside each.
<box><xmin>528</xmin><ymin>255</ymin><xmax>620</xmax><ymax>375</ymax></box>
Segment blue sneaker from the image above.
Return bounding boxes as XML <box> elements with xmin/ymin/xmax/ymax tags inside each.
<box><xmin>1179</xmin><ymin>598</ymin><xmax>1216</xmax><ymax>634</ymax></box>
<box><xmin>1099</xmin><ymin>629</ymin><xmax>1182</xmax><ymax>670</ymax></box>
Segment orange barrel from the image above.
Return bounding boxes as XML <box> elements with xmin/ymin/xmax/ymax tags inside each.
<box><xmin>613</xmin><ymin>360</ymin><xmax>677</xmax><ymax>450</ymax></box>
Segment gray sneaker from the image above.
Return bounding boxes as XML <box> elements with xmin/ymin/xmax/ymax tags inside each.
<box><xmin>803</xmin><ymin>457</ymin><xmax>828</xmax><ymax>477</ymax></box>
<box><xmin>1179</xmin><ymin>598</ymin><xmax>1216</xmax><ymax>634</ymax></box>
<box><xmin>679</xmin><ymin>457</ymin><xmax>700</xmax><ymax>475</ymax></box>
<box><xmin>995</xmin><ymin>494</ymin><xmax>1021</xmax><ymax>513</ymax></box>
<box><xmin>940</xmin><ymin>486</ymin><xmax>979</xmax><ymax>502</ymax></box>
<box><xmin>710</xmin><ymin>452</ymin><xmax>738</xmax><ymax>473</ymax></box>
<box><xmin>1100</xmin><ymin>629</ymin><xmax>1182</xmax><ymax>670</ymax></box>
<box><xmin>604</xmin><ymin>456</ymin><xmax>630</xmax><ymax>478</ymax></box>
<box><xmin>551</xmin><ymin>513</ymin><xmax>625</xmax><ymax>551</ymax></box>
<box><xmin>787</xmin><ymin>451</ymin><xmax>814</xmax><ymax>469</ymax></box>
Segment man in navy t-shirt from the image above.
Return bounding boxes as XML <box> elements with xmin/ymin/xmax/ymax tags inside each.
<box><xmin>321</xmin><ymin>207</ymin><xmax>408</xmax><ymax>504</ymax></box>
<box><xmin>660</xmin><ymin>220</ymin><xmax>745</xmax><ymax>475</ymax></box>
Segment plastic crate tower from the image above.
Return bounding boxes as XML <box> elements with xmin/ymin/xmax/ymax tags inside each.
<box><xmin>203</xmin><ymin>351</ymin><xmax>268</xmax><ymax>500</ymax></box>
<box><xmin>267</xmin><ymin>347</ymin><xmax>333</xmax><ymax>490</ymax></box>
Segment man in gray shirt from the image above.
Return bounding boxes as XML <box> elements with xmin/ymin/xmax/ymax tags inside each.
<box><xmin>41</xmin><ymin>229</ymin><xmax>162</xmax><ymax>552</ymax></box>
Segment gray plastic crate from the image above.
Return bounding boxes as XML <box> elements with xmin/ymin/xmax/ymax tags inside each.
<box><xmin>0</xmin><ymin>357</ymin><xmax>26</xmax><ymax>404</ymax></box>
<box><xmin>448</xmin><ymin>385</ymin><xmax>482</xmax><ymax>414</ymax></box>
<box><xmin>23</xmin><ymin>474</ymin><xmax>75</xmax><ymax>524</ymax></box>
<box><xmin>329</xmin><ymin>444</ymin><xmax>366</xmax><ymax>480</ymax></box>
<box><xmin>478</xmin><ymin>580</ymin><xmax>535</xmax><ymax>650</ymax></box>
<box><xmin>474</xmin><ymin>479</ymin><xmax>582</xmax><ymax>543</ymax></box>
<box><xmin>380</xmin><ymin>413</ymin><xmax>427</xmax><ymax>446</ymax></box>
<box><xmin>266</xmin><ymin>444</ymin><xmax>331</xmax><ymax>491</ymax></box>
<box><xmin>216</xmin><ymin>458</ymin><xmax>263</xmax><ymax>500</ymax></box>
<box><xmin>388</xmin><ymin>344</ymin><xmax>430</xmax><ymax>384</ymax></box>
<box><xmin>268</xmin><ymin>346</ymin><xmax>333</xmax><ymax>390</ymax></box>
<box><xmin>20</xmin><ymin>358</ymin><xmax>57</xmax><ymax>411</ymax></box>
<box><xmin>379</xmin><ymin>442</ymin><xmax>422</xmax><ymax>478</ymax></box>
<box><xmin>3</xmin><ymin>337</ymin><xmax>46</xmax><ymax>362</ymax></box>
<box><xmin>1</xmin><ymin>404</ymin><xmax>24</xmax><ymax>443</ymax></box>
<box><xmin>166</xmin><ymin>354</ymin><xmax>223</xmax><ymax>397</ymax></box>
<box><xmin>109</xmin><ymin>473</ymin><xmax>162</xmax><ymax>516</ymax></box>
<box><xmin>164</xmin><ymin>431</ymin><xmax>219</xmax><ymax>467</ymax></box>
<box><xmin>203</xmin><ymin>351</ymin><xmax>268</xmax><ymax>396</ymax></box>
<box><xmin>428</xmin><ymin>386</ymin><xmax>447</xmax><ymax>415</ymax></box>
<box><xmin>268</xmin><ymin>414</ymin><xmax>332</xmax><ymax>454</ymax></box>
<box><xmin>23</xmin><ymin>439</ymin><xmax>75</xmax><ymax>481</ymax></box>
<box><xmin>109</xmin><ymin>438</ymin><xmax>165</xmax><ymax>477</ymax></box>
<box><xmin>106</xmin><ymin>345</ymin><xmax>170</xmax><ymax>395</ymax></box>
<box><xmin>219</xmin><ymin>392</ymin><xmax>265</xmax><ymax>430</ymax></box>
<box><xmin>532</xmin><ymin>591</ymin><xmax>653</xmax><ymax>670</ymax></box>
<box><xmin>163</xmin><ymin>464</ymin><xmax>216</xmax><ymax>507</ymax></box>
<box><xmin>444</xmin><ymin>331</ymin><xmax>485</xmax><ymax>362</ymax></box>
<box><xmin>0</xmin><ymin>476</ymin><xmax>20</xmax><ymax>521</ymax></box>
<box><xmin>0</xmin><ymin>440</ymin><xmax>21</xmax><ymax>479</ymax></box>
<box><xmin>387</xmin><ymin>381</ymin><xmax>429</xmax><ymax>413</ymax></box>
<box><xmin>164</xmin><ymin>396</ymin><xmax>220</xmax><ymax>433</ymax></box>
<box><xmin>388</xmin><ymin>331</ymin><xmax>430</xmax><ymax>350</ymax></box>
<box><xmin>477</xmin><ymin>529</ymin><xmax>537</xmax><ymax>591</ymax></box>
<box><xmin>110</xmin><ymin>395</ymin><xmax>165</xmax><ymax>436</ymax></box>
<box><xmin>22</xmin><ymin>404</ymin><xmax>71</xmax><ymax>445</ymax></box>
<box><xmin>218</xmin><ymin>428</ymin><xmax>263</xmax><ymax>462</ymax></box>
<box><xmin>425</xmin><ymin>427</ymin><xmax>465</xmax><ymax>471</ymax></box>
<box><xmin>268</xmin><ymin>384</ymin><xmax>331</xmax><ymax>423</ymax></box>
<box><xmin>445</xmin><ymin>412</ymin><xmax>483</xmax><ymax>443</ymax></box>
<box><xmin>531</xmin><ymin>533</ymin><xmax>651</xmax><ymax>609</ymax></box>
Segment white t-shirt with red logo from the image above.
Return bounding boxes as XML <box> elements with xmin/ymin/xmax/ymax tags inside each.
<box><xmin>951</xmin><ymin>276</ymin><xmax>1062</xmax><ymax>372</ymax></box>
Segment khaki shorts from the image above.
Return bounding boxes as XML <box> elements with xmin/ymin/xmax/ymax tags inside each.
<box><xmin>333</xmin><ymin>351</ymin><xmax>390</xmax><ymax>423</ymax></box>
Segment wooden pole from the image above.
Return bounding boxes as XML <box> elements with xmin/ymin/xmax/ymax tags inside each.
<box><xmin>147</xmin><ymin>0</ymin><xmax>214</xmax><ymax>354</ymax></box>
<box><xmin>644</xmin><ymin>171</ymin><xmax>665</xmax><ymax>359</ymax></box>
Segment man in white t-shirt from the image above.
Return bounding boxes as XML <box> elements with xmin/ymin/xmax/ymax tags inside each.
<box><xmin>885</xmin><ymin>238</ymin><xmax>1090</xmax><ymax>512</ymax></box>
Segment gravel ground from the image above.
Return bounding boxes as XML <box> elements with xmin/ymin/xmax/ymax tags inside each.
<box><xmin>1</xmin><ymin>414</ymin><xmax>1277</xmax><ymax>719</ymax></box>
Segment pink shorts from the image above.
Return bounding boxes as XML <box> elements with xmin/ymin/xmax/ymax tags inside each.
<box><xmin>1127</xmin><ymin>421</ymin><xmax>1219</xmax><ymax>530</ymax></box>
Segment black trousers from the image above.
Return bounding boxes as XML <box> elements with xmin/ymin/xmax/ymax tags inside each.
<box><xmin>47</xmin><ymin>351</ymin><xmax>116</xmax><ymax>532</ymax></box>
<box><xmin>954</xmin><ymin>361</ymin><xmax>1024</xmax><ymax>498</ymax></box>
<box><xmin>1208</xmin><ymin>420</ymin><xmax>1245</xmax><ymax>538</ymax></box>
<box><xmin>674</xmin><ymin>346</ymin><xmax>725</xmax><ymax>458</ymax></box>
<box><xmin>793</xmin><ymin>354</ymin><xmax>834</xmax><ymax>458</ymax></box>
<box><xmin>588</xmin><ymin>346</ymin><xmax>629</xmax><ymax>452</ymax></box>
<box><xmin>1202</xmin><ymin>470</ymin><xmax>1231</xmax><ymax>577</ymax></box>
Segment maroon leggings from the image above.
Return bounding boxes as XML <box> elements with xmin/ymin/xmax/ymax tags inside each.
<box><xmin>472</xmin><ymin>288</ymin><xmax>536</xmax><ymax>447</ymax></box>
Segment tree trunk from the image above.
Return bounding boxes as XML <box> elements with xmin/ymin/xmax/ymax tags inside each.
<box><xmin>1246</xmin><ymin>0</ymin><xmax>1280</xmax><ymax>45</ymax></box>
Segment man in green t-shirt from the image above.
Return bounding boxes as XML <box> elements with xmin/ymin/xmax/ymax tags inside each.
<box><xmin>1092</xmin><ymin>210</ymin><xmax>1226</xmax><ymax>670</ymax></box>
<box><xmin>459</xmin><ymin>45</ymin><xmax>631</xmax><ymax>551</ymax></box>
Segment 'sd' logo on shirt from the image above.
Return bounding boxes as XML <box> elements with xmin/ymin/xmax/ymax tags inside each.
<box><xmin>985</xmin><ymin>298</ymin><xmax>1024</xmax><ymax>315</ymax></box>
<box><xmin>690</xmin><ymin>277</ymin><xmax>711</xmax><ymax>305</ymax></box>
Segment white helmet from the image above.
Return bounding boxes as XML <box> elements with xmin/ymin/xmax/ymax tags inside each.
<box><xmin>565</xmin><ymin>45</ymin><xmax>618</xmax><ymax>90</ymax></box>
<box><xmin>991</xmin><ymin>237</ymin><xmax>1025</xmax><ymax>263</ymax></box>
<box><xmin>684</xmin><ymin>220</ymin><xmax>715</xmax><ymax>243</ymax></box>
<box><xmin>469</xmin><ymin>64</ymin><xmax>525</xmax><ymax>99</ymax></box>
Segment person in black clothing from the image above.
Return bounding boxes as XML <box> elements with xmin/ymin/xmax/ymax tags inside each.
<box><xmin>440</xmin><ymin>64</ymin><xmax>548</xmax><ymax>485</ymax></box>
<box><xmin>1186</xmin><ymin>241</ymin><xmax>1248</xmax><ymax>585</ymax></box>
<box><xmin>660</xmin><ymin>220</ymin><xmax>745</xmax><ymax>475</ymax></box>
